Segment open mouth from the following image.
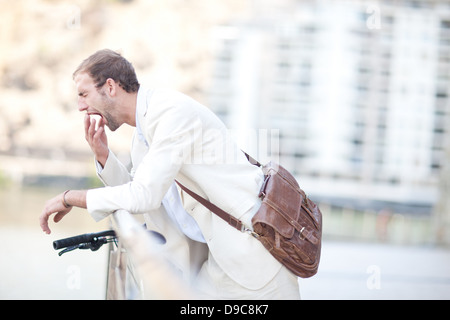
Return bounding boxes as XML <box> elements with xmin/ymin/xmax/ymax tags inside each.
<box><xmin>87</xmin><ymin>112</ymin><xmax>104</xmax><ymax>129</ymax></box>
<box><xmin>87</xmin><ymin>112</ymin><xmax>102</xmax><ymax>118</ymax></box>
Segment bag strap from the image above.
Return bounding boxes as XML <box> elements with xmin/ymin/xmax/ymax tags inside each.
<box><xmin>243</xmin><ymin>152</ymin><xmax>262</xmax><ymax>167</ymax></box>
<box><xmin>174</xmin><ymin>151</ymin><xmax>260</xmax><ymax>233</ymax></box>
<box><xmin>175</xmin><ymin>180</ymin><xmax>244</xmax><ymax>232</ymax></box>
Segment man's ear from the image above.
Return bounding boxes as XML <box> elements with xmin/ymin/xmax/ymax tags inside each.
<box><xmin>105</xmin><ymin>78</ymin><xmax>117</xmax><ymax>97</ymax></box>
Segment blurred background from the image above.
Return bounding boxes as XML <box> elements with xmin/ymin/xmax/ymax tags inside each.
<box><xmin>1</xmin><ymin>0</ymin><xmax>449</xmax><ymax>299</ymax></box>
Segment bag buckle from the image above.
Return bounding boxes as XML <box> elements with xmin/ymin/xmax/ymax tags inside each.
<box><xmin>299</xmin><ymin>227</ymin><xmax>306</xmax><ymax>240</ymax></box>
<box><xmin>241</xmin><ymin>225</ymin><xmax>260</xmax><ymax>239</ymax></box>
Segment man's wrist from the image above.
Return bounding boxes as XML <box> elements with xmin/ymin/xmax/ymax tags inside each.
<box><xmin>62</xmin><ymin>190</ymin><xmax>72</xmax><ymax>208</ymax></box>
<box><xmin>96</xmin><ymin>150</ymin><xmax>109</xmax><ymax>169</ymax></box>
<box><xmin>61</xmin><ymin>190</ymin><xmax>88</xmax><ymax>209</ymax></box>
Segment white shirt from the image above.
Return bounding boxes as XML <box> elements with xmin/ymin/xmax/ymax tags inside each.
<box><xmin>135</xmin><ymin>87</ymin><xmax>205</xmax><ymax>242</ymax></box>
<box><xmin>162</xmin><ymin>182</ymin><xmax>206</xmax><ymax>243</ymax></box>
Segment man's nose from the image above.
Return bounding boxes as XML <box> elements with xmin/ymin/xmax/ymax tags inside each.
<box><xmin>78</xmin><ymin>99</ymin><xmax>88</xmax><ymax>112</ymax></box>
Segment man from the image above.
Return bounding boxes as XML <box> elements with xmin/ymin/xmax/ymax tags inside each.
<box><xmin>39</xmin><ymin>49</ymin><xmax>300</xmax><ymax>299</ymax></box>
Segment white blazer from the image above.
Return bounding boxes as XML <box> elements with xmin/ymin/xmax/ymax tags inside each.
<box><xmin>87</xmin><ymin>87</ymin><xmax>281</xmax><ymax>290</ymax></box>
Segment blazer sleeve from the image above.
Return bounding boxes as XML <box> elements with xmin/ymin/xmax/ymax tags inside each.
<box><xmin>96</xmin><ymin>150</ymin><xmax>132</xmax><ymax>187</ymax></box>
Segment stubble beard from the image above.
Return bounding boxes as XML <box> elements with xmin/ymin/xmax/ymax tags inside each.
<box><xmin>99</xmin><ymin>90</ymin><xmax>121</xmax><ymax>132</ymax></box>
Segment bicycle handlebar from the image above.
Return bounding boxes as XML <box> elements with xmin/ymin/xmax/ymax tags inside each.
<box><xmin>53</xmin><ymin>230</ymin><xmax>116</xmax><ymax>250</ymax></box>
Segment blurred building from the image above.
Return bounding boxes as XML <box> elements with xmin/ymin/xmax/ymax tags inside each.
<box><xmin>206</xmin><ymin>0</ymin><xmax>450</xmax><ymax>220</ymax></box>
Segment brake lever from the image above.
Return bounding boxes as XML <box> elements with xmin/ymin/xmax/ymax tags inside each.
<box><xmin>58</xmin><ymin>245</ymin><xmax>82</xmax><ymax>256</ymax></box>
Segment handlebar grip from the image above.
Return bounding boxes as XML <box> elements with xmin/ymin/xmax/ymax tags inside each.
<box><xmin>53</xmin><ymin>230</ymin><xmax>116</xmax><ymax>250</ymax></box>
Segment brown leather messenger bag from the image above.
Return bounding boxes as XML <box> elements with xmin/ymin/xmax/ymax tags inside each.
<box><xmin>176</xmin><ymin>153</ymin><xmax>322</xmax><ymax>278</ymax></box>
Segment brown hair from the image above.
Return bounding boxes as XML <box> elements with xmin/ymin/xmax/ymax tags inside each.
<box><xmin>73</xmin><ymin>49</ymin><xmax>140</xmax><ymax>93</ymax></box>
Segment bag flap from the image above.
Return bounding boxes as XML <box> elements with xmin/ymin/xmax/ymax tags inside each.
<box><xmin>264</xmin><ymin>171</ymin><xmax>303</xmax><ymax>221</ymax></box>
<box><xmin>255</xmin><ymin>163</ymin><xmax>319</xmax><ymax>239</ymax></box>
<box><xmin>262</xmin><ymin>161</ymin><xmax>322</xmax><ymax>229</ymax></box>
<box><xmin>253</xmin><ymin>172</ymin><xmax>303</xmax><ymax>238</ymax></box>
<box><xmin>252</xmin><ymin>202</ymin><xmax>297</xmax><ymax>238</ymax></box>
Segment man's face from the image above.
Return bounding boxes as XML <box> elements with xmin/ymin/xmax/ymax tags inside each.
<box><xmin>74</xmin><ymin>72</ymin><xmax>121</xmax><ymax>131</ymax></box>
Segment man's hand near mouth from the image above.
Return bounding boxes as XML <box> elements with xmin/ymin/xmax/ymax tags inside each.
<box><xmin>84</xmin><ymin>113</ymin><xmax>109</xmax><ymax>168</ymax></box>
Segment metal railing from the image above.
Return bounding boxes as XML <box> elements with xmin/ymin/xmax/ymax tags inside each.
<box><xmin>107</xmin><ymin>209</ymin><xmax>195</xmax><ymax>299</ymax></box>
